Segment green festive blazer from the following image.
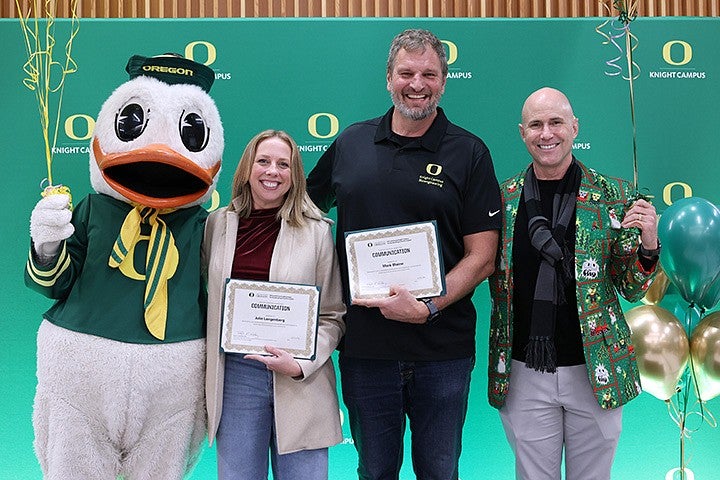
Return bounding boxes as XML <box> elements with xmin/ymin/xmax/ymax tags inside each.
<box><xmin>487</xmin><ymin>160</ymin><xmax>656</xmax><ymax>410</ymax></box>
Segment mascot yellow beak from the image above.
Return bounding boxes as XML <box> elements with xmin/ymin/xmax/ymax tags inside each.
<box><xmin>93</xmin><ymin>137</ymin><xmax>220</xmax><ymax>209</ymax></box>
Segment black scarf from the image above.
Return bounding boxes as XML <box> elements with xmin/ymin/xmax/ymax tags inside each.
<box><xmin>522</xmin><ymin>160</ymin><xmax>581</xmax><ymax>373</ymax></box>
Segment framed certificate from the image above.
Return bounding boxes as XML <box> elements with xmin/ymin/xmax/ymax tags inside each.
<box><xmin>221</xmin><ymin>280</ymin><xmax>320</xmax><ymax>360</ymax></box>
<box><xmin>345</xmin><ymin>221</ymin><xmax>446</xmax><ymax>300</ymax></box>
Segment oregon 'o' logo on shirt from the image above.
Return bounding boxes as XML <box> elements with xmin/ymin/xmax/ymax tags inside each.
<box><xmin>426</xmin><ymin>164</ymin><xmax>443</xmax><ymax>176</ymax></box>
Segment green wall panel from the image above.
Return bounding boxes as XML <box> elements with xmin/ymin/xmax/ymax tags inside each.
<box><xmin>1</xmin><ymin>17</ymin><xmax>718</xmax><ymax>479</ymax></box>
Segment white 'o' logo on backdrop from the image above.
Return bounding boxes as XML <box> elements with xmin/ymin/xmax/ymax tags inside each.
<box><xmin>666</xmin><ymin>467</ymin><xmax>694</xmax><ymax>480</ymax></box>
<box><xmin>65</xmin><ymin>114</ymin><xmax>95</xmax><ymax>140</ymax></box>
<box><xmin>663</xmin><ymin>181</ymin><xmax>693</xmax><ymax>206</ymax></box>
<box><xmin>662</xmin><ymin>40</ymin><xmax>692</xmax><ymax>66</ymax></box>
<box><xmin>308</xmin><ymin>113</ymin><xmax>339</xmax><ymax>139</ymax></box>
<box><xmin>441</xmin><ymin>40</ymin><xmax>458</xmax><ymax>65</ymax></box>
<box><xmin>185</xmin><ymin>41</ymin><xmax>217</xmax><ymax>66</ymax></box>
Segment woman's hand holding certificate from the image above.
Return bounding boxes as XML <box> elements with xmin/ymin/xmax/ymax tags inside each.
<box><xmin>245</xmin><ymin>345</ymin><xmax>303</xmax><ymax>378</ymax></box>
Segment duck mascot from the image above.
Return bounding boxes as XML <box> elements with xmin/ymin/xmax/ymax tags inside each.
<box><xmin>25</xmin><ymin>54</ymin><xmax>223</xmax><ymax>479</ymax></box>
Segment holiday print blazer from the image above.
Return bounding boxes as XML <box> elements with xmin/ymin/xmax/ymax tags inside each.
<box><xmin>487</xmin><ymin>161</ymin><xmax>657</xmax><ymax>410</ymax></box>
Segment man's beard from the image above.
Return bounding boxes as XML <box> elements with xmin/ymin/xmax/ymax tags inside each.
<box><xmin>390</xmin><ymin>91</ymin><xmax>442</xmax><ymax>121</ymax></box>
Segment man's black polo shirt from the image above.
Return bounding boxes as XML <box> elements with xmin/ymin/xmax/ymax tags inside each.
<box><xmin>307</xmin><ymin>107</ymin><xmax>501</xmax><ymax>361</ymax></box>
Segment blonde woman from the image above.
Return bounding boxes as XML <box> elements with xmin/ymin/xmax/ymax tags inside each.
<box><xmin>204</xmin><ymin>130</ymin><xmax>345</xmax><ymax>480</ymax></box>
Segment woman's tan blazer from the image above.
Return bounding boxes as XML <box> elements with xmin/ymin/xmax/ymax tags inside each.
<box><xmin>203</xmin><ymin>205</ymin><xmax>346</xmax><ymax>454</ymax></box>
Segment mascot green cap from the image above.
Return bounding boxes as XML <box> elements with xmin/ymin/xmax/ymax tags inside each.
<box><xmin>125</xmin><ymin>53</ymin><xmax>215</xmax><ymax>92</ymax></box>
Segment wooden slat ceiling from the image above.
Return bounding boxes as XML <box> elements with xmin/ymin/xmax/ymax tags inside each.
<box><xmin>4</xmin><ymin>0</ymin><xmax>719</xmax><ymax>18</ymax></box>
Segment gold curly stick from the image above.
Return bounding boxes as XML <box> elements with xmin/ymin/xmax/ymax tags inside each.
<box><xmin>16</xmin><ymin>0</ymin><xmax>79</xmax><ymax>187</ymax></box>
<box><xmin>614</xmin><ymin>1</ymin><xmax>641</xmax><ymax>193</ymax></box>
<box><xmin>596</xmin><ymin>0</ymin><xmax>641</xmax><ymax>194</ymax></box>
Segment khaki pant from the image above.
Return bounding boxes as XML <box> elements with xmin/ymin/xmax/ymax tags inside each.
<box><xmin>499</xmin><ymin>360</ymin><xmax>623</xmax><ymax>480</ymax></box>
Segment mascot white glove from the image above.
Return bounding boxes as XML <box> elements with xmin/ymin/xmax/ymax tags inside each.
<box><xmin>30</xmin><ymin>193</ymin><xmax>74</xmax><ymax>260</ymax></box>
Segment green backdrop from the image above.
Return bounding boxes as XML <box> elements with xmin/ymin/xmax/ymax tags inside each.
<box><xmin>1</xmin><ymin>17</ymin><xmax>718</xmax><ymax>479</ymax></box>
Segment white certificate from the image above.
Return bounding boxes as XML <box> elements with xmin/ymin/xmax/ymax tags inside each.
<box><xmin>345</xmin><ymin>221</ymin><xmax>445</xmax><ymax>300</ymax></box>
<box><xmin>221</xmin><ymin>280</ymin><xmax>320</xmax><ymax>360</ymax></box>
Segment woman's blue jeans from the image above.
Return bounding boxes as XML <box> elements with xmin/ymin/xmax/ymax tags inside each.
<box><xmin>216</xmin><ymin>354</ymin><xmax>328</xmax><ymax>480</ymax></box>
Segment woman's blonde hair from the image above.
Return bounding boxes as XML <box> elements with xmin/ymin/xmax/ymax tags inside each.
<box><xmin>227</xmin><ymin>129</ymin><xmax>323</xmax><ymax>227</ymax></box>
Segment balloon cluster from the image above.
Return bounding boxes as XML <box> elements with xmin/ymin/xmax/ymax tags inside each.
<box><xmin>627</xmin><ymin>197</ymin><xmax>720</xmax><ymax>402</ymax></box>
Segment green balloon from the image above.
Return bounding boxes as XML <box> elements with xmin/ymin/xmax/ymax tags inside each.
<box><xmin>658</xmin><ymin>197</ymin><xmax>720</xmax><ymax>311</ymax></box>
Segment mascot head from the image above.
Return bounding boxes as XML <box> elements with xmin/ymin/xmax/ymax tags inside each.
<box><xmin>90</xmin><ymin>54</ymin><xmax>223</xmax><ymax>209</ymax></box>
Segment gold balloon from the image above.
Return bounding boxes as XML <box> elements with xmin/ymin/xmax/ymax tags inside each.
<box><xmin>626</xmin><ymin>305</ymin><xmax>689</xmax><ymax>400</ymax></box>
<box><xmin>690</xmin><ymin>311</ymin><xmax>720</xmax><ymax>402</ymax></box>
<box><xmin>642</xmin><ymin>268</ymin><xmax>670</xmax><ymax>305</ymax></box>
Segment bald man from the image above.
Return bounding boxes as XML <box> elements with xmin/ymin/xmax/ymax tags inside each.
<box><xmin>486</xmin><ymin>87</ymin><xmax>659</xmax><ymax>480</ymax></box>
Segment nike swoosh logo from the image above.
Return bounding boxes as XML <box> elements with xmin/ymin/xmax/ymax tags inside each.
<box><xmin>489</xmin><ymin>210</ymin><xmax>500</xmax><ymax>217</ymax></box>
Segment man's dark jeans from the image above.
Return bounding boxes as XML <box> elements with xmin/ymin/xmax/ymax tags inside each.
<box><xmin>340</xmin><ymin>355</ymin><xmax>474</xmax><ymax>480</ymax></box>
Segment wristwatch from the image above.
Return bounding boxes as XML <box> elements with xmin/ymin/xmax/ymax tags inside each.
<box><xmin>420</xmin><ymin>298</ymin><xmax>442</xmax><ymax>325</ymax></box>
<box><xmin>638</xmin><ymin>239</ymin><xmax>662</xmax><ymax>258</ymax></box>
